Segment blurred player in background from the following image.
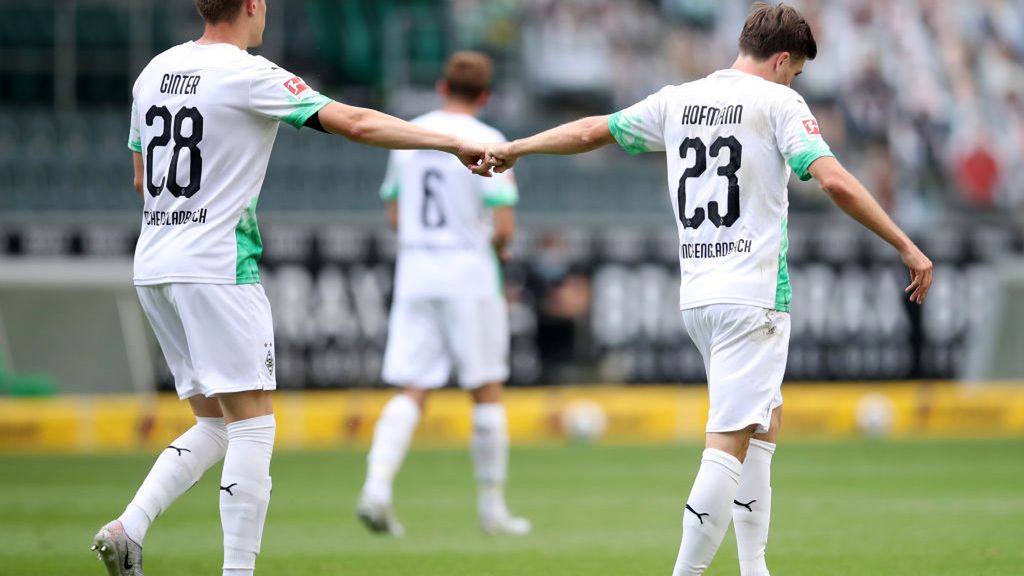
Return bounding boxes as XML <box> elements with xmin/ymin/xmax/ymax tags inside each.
<box><xmin>90</xmin><ymin>1</ymin><xmax>493</xmax><ymax>575</ymax></box>
<box><xmin>485</xmin><ymin>3</ymin><xmax>932</xmax><ymax>574</ymax></box>
<box><xmin>356</xmin><ymin>52</ymin><xmax>529</xmax><ymax>537</ymax></box>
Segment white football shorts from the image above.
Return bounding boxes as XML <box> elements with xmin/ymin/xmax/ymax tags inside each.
<box><xmin>382</xmin><ymin>297</ymin><xmax>509</xmax><ymax>389</ymax></box>
<box><xmin>136</xmin><ymin>283</ymin><xmax>277</xmax><ymax>399</ymax></box>
<box><xmin>681</xmin><ymin>304</ymin><xmax>788</xmax><ymax>434</ymax></box>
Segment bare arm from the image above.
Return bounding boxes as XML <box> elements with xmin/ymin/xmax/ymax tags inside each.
<box><xmin>809</xmin><ymin>156</ymin><xmax>933</xmax><ymax>303</ymax></box>
<box><xmin>315</xmin><ymin>102</ymin><xmax>491</xmax><ymax>175</ymax></box>
<box><xmin>132</xmin><ymin>152</ymin><xmax>143</xmax><ymax>198</ymax></box>
<box><xmin>488</xmin><ymin>116</ymin><xmax>616</xmax><ymax>172</ymax></box>
<box><xmin>492</xmin><ymin>206</ymin><xmax>516</xmax><ymax>262</ymax></box>
<box><xmin>385</xmin><ymin>201</ymin><xmax>398</xmax><ymax>232</ymax></box>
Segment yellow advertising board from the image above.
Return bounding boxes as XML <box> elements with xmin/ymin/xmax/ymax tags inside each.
<box><xmin>2</xmin><ymin>383</ymin><xmax>1024</xmax><ymax>453</ymax></box>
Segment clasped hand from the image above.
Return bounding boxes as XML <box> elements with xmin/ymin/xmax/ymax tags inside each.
<box><xmin>456</xmin><ymin>140</ymin><xmax>517</xmax><ymax>177</ymax></box>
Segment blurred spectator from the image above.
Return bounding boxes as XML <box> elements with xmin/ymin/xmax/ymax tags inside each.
<box><xmin>527</xmin><ymin>233</ymin><xmax>592</xmax><ymax>383</ymax></box>
<box><xmin>506</xmin><ymin>0</ymin><xmax>1024</xmax><ymax>221</ymax></box>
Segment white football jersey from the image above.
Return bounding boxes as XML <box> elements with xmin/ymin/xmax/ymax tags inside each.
<box><xmin>128</xmin><ymin>41</ymin><xmax>331</xmax><ymax>285</ymax></box>
<box><xmin>381</xmin><ymin>110</ymin><xmax>518</xmax><ymax>300</ymax></box>
<box><xmin>609</xmin><ymin>69</ymin><xmax>833</xmax><ymax>312</ymax></box>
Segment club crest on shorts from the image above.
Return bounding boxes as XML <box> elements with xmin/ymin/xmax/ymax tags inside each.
<box><xmin>264</xmin><ymin>342</ymin><xmax>274</xmax><ymax>376</ymax></box>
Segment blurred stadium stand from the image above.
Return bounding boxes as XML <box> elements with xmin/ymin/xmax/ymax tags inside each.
<box><xmin>2</xmin><ymin>0</ymin><xmax>1023</xmax><ymax>391</ymax></box>
<box><xmin>2</xmin><ymin>0</ymin><xmax>1023</xmax><ymax>218</ymax></box>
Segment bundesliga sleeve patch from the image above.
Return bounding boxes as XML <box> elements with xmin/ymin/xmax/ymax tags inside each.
<box><xmin>283</xmin><ymin>76</ymin><xmax>309</xmax><ymax>96</ymax></box>
<box><xmin>802</xmin><ymin>119</ymin><xmax>821</xmax><ymax>135</ymax></box>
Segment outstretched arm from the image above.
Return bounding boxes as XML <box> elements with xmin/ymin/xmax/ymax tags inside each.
<box><xmin>808</xmin><ymin>156</ymin><xmax>933</xmax><ymax>303</ymax></box>
<box><xmin>488</xmin><ymin>116</ymin><xmax>616</xmax><ymax>172</ymax></box>
<box><xmin>314</xmin><ymin>102</ymin><xmax>492</xmax><ymax>175</ymax></box>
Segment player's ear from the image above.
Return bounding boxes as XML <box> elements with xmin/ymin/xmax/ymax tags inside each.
<box><xmin>774</xmin><ymin>52</ymin><xmax>791</xmax><ymax>73</ymax></box>
<box><xmin>437</xmin><ymin>80</ymin><xmax>449</xmax><ymax>99</ymax></box>
<box><xmin>475</xmin><ymin>90</ymin><xmax>492</xmax><ymax>108</ymax></box>
<box><xmin>246</xmin><ymin>0</ymin><xmax>258</xmax><ymax>17</ymax></box>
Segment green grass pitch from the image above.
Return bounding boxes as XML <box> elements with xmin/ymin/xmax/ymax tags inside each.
<box><xmin>3</xmin><ymin>439</ymin><xmax>1022</xmax><ymax>575</ymax></box>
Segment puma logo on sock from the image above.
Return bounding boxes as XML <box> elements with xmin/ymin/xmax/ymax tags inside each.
<box><xmin>685</xmin><ymin>504</ymin><xmax>710</xmax><ymax>525</ymax></box>
<box><xmin>220</xmin><ymin>483</ymin><xmax>238</xmax><ymax>496</ymax></box>
<box><xmin>167</xmin><ymin>445</ymin><xmax>192</xmax><ymax>456</ymax></box>
<box><xmin>734</xmin><ymin>499</ymin><xmax>756</xmax><ymax>512</ymax></box>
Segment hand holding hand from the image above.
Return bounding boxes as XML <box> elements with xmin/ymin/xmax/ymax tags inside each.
<box><xmin>455</xmin><ymin>140</ymin><xmax>493</xmax><ymax>177</ymax></box>
<box><xmin>485</xmin><ymin>142</ymin><xmax>519</xmax><ymax>174</ymax></box>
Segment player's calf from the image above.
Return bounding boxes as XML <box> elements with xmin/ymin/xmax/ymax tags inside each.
<box><xmin>672</xmin><ymin>448</ymin><xmax>744</xmax><ymax>575</ymax></box>
<box><xmin>116</xmin><ymin>416</ymin><xmax>228</xmax><ymax>545</ymax></box>
<box><xmin>472</xmin><ymin>401</ymin><xmax>531</xmax><ymax>535</ymax></box>
<box><xmin>218</xmin><ymin>410</ymin><xmax>275</xmax><ymax>576</ymax></box>
<box><xmin>733</xmin><ymin>438</ymin><xmax>776</xmax><ymax>576</ymax></box>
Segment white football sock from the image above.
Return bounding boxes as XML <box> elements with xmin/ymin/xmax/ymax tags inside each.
<box><xmin>471</xmin><ymin>403</ymin><xmax>509</xmax><ymax>519</ymax></box>
<box><xmin>672</xmin><ymin>448</ymin><xmax>744</xmax><ymax>576</ymax></box>
<box><xmin>733</xmin><ymin>439</ymin><xmax>776</xmax><ymax>576</ymax></box>
<box><xmin>220</xmin><ymin>414</ymin><xmax>275</xmax><ymax>576</ymax></box>
<box><xmin>118</xmin><ymin>416</ymin><xmax>228</xmax><ymax>544</ymax></box>
<box><xmin>363</xmin><ymin>394</ymin><xmax>420</xmax><ymax>503</ymax></box>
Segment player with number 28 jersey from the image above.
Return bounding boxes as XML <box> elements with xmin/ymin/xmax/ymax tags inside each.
<box><xmin>129</xmin><ymin>41</ymin><xmax>331</xmax><ymax>285</ymax></box>
<box><xmin>93</xmin><ymin>3</ymin><xmax>499</xmax><ymax>576</ymax></box>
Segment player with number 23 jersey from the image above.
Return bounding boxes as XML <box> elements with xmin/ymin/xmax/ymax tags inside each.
<box><xmin>609</xmin><ymin>69</ymin><xmax>833</xmax><ymax>313</ymax></box>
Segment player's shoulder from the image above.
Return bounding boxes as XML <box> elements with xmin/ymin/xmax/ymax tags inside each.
<box><xmin>639</xmin><ymin>82</ymin><xmax>687</xmax><ymax>101</ymax></box>
<box><xmin>763</xmin><ymin>81</ymin><xmax>806</xmax><ymax>106</ymax></box>
<box><xmin>413</xmin><ymin>110</ymin><xmax>506</xmax><ymax>142</ymax></box>
<box><xmin>694</xmin><ymin>70</ymin><xmax>796</xmax><ymax>96</ymax></box>
<box><xmin>217</xmin><ymin>52</ymin><xmax>290</xmax><ymax>83</ymax></box>
<box><xmin>135</xmin><ymin>42</ymin><xmax>188</xmax><ymax>93</ymax></box>
<box><xmin>737</xmin><ymin>74</ymin><xmax>805</xmax><ymax>107</ymax></box>
<box><xmin>140</xmin><ymin>42</ymin><xmax>271</xmax><ymax>78</ymax></box>
<box><xmin>139</xmin><ymin>42</ymin><xmax>190</xmax><ymax>76</ymax></box>
<box><xmin>409</xmin><ymin>110</ymin><xmax>440</xmax><ymax>127</ymax></box>
<box><xmin>467</xmin><ymin>116</ymin><xmax>507</xmax><ymax>143</ymax></box>
<box><xmin>246</xmin><ymin>54</ymin><xmax>285</xmax><ymax>73</ymax></box>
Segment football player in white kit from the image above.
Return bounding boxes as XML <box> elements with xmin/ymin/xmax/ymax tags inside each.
<box><xmin>356</xmin><ymin>52</ymin><xmax>529</xmax><ymax>537</ymax></box>
<box><xmin>90</xmin><ymin>2</ymin><xmax>495</xmax><ymax>575</ymax></box>
<box><xmin>484</xmin><ymin>3</ymin><xmax>932</xmax><ymax>575</ymax></box>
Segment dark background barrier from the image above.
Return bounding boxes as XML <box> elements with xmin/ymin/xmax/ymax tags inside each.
<box><xmin>2</xmin><ymin>216</ymin><xmax>1016</xmax><ymax>389</ymax></box>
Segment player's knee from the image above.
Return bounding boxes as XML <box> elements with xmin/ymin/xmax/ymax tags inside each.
<box><xmin>401</xmin><ymin>388</ymin><xmax>429</xmax><ymax>410</ymax></box>
<box><xmin>188</xmin><ymin>394</ymin><xmax>223</xmax><ymax>419</ymax></box>
<box><xmin>471</xmin><ymin>382</ymin><xmax>503</xmax><ymax>404</ymax></box>
<box><xmin>217</xmin><ymin>390</ymin><xmax>274</xmax><ymax>423</ymax></box>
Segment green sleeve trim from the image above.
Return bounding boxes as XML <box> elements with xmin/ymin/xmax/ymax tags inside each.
<box><xmin>128</xmin><ymin>139</ymin><xmax>142</xmax><ymax>153</ymax></box>
<box><xmin>379</xmin><ymin>182</ymin><xmax>399</xmax><ymax>202</ymax></box>
<box><xmin>786</xmin><ymin>134</ymin><xmax>833</xmax><ymax>181</ymax></box>
<box><xmin>280</xmin><ymin>95</ymin><xmax>332</xmax><ymax>129</ymax></box>
<box><xmin>608</xmin><ymin>111</ymin><xmax>650</xmax><ymax>155</ymax></box>
<box><xmin>483</xmin><ymin>185</ymin><xmax>519</xmax><ymax>207</ymax></box>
